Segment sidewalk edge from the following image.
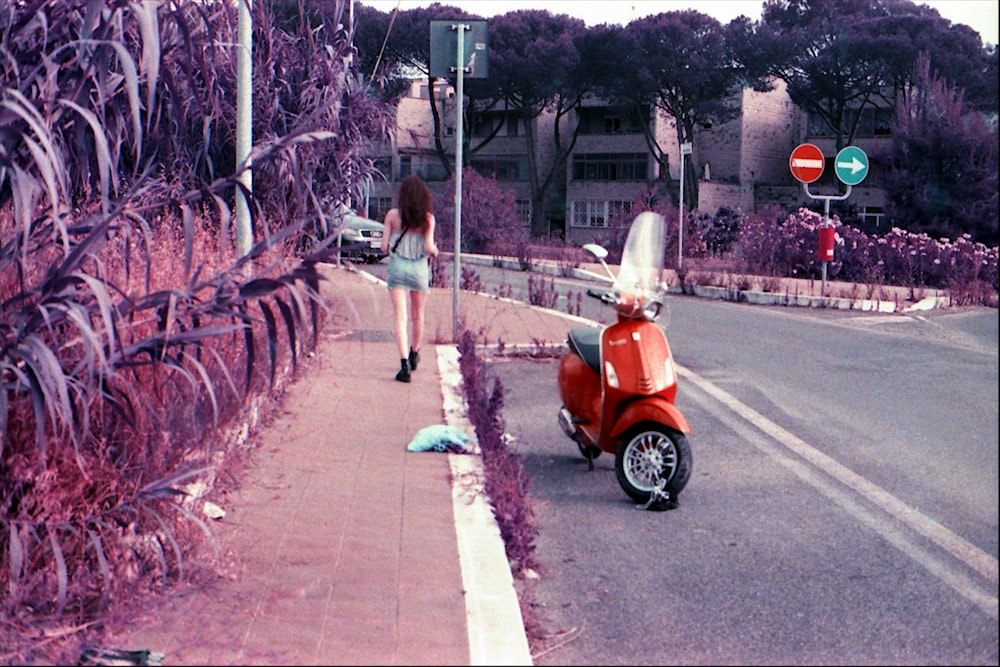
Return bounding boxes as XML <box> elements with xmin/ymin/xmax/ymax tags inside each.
<box><xmin>438</xmin><ymin>345</ymin><xmax>533</xmax><ymax>666</ymax></box>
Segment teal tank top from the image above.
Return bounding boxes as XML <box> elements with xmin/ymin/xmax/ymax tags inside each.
<box><xmin>390</xmin><ymin>230</ymin><xmax>426</xmax><ymax>261</ymax></box>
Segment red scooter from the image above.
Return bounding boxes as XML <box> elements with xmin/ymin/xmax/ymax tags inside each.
<box><xmin>557</xmin><ymin>212</ymin><xmax>692</xmax><ymax>510</ymax></box>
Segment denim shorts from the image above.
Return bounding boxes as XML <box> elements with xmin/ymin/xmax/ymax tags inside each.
<box><xmin>386</xmin><ymin>253</ymin><xmax>429</xmax><ymax>291</ymax></box>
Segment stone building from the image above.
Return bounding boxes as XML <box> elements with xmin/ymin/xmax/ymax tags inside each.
<box><xmin>362</xmin><ymin>76</ymin><xmax>890</xmax><ymax>246</ymax></box>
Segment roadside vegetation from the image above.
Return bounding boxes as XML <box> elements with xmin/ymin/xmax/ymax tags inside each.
<box><xmin>0</xmin><ymin>1</ymin><xmax>388</xmax><ymax>662</ymax></box>
<box><xmin>432</xmin><ymin>181</ymin><xmax>998</xmax><ymax>308</ymax></box>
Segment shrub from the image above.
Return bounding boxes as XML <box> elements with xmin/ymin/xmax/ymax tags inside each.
<box><xmin>729</xmin><ymin>206</ymin><xmax>998</xmax><ymax>298</ymax></box>
<box><xmin>455</xmin><ymin>331</ymin><xmax>538</xmax><ymax>574</ymax></box>
<box><xmin>433</xmin><ymin>171</ymin><xmax>526</xmax><ymax>255</ymax></box>
<box><xmin>430</xmin><ymin>256</ymin><xmax>451</xmax><ymax>288</ymax></box>
<box><xmin>526</xmin><ymin>274</ymin><xmax>559</xmax><ymax>309</ymax></box>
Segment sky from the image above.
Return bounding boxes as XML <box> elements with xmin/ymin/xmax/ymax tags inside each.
<box><xmin>359</xmin><ymin>0</ymin><xmax>999</xmax><ymax>46</ymax></box>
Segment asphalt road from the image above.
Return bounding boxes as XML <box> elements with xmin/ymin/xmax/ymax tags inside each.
<box><xmin>494</xmin><ymin>300</ymin><xmax>997</xmax><ymax>665</ymax></box>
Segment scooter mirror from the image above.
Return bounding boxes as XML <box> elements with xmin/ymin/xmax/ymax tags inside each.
<box><xmin>582</xmin><ymin>243</ymin><xmax>608</xmax><ymax>261</ymax></box>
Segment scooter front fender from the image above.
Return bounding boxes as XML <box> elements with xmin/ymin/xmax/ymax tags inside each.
<box><xmin>610</xmin><ymin>397</ymin><xmax>691</xmax><ymax>441</ymax></box>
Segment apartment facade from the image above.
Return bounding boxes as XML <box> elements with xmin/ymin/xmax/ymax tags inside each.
<box><xmin>364</xmin><ymin>76</ymin><xmax>891</xmax><ymax>246</ymax></box>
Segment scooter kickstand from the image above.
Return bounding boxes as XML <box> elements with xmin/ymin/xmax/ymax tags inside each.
<box><xmin>638</xmin><ymin>478</ymin><xmax>675</xmax><ymax>511</ymax></box>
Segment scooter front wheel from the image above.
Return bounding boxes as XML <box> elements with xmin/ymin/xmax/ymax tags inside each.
<box><xmin>615</xmin><ymin>424</ymin><xmax>691</xmax><ymax>505</ymax></box>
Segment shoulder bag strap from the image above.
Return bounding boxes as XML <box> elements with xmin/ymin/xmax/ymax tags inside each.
<box><xmin>391</xmin><ymin>228</ymin><xmax>406</xmax><ymax>254</ymax></box>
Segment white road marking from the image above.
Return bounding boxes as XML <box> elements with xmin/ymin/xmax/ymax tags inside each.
<box><xmin>678</xmin><ymin>364</ymin><xmax>999</xmax><ymax>619</ymax></box>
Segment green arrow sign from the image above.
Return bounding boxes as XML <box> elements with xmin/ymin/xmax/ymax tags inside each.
<box><xmin>834</xmin><ymin>146</ymin><xmax>869</xmax><ymax>185</ymax></box>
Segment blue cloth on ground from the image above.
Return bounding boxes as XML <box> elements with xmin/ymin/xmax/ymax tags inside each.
<box><xmin>406</xmin><ymin>424</ymin><xmax>471</xmax><ymax>453</ymax></box>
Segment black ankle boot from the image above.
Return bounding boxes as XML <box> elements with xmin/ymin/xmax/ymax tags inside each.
<box><xmin>408</xmin><ymin>348</ymin><xmax>420</xmax><ymax>371</ymax></box>
<box><xmin>395</xmin><ymin>358</ymin><xmax>411</xmax><ymax>383</ymax></box>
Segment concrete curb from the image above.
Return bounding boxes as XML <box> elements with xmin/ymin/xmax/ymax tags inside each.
<box><xmin>438</xmin><ymin>346</ymin><xmax>533</xmax><ymax>666</ymax></box>
<box><xmin>455</xmin><ymin>252</ymin><xmax>949</xmax><ymax>314</ymax></box>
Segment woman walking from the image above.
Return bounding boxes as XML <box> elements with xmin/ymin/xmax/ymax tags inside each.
<box><xmin>380</xmin><ymin>175</ymin><xmax>439</xmax><ymax>383</ymax></box>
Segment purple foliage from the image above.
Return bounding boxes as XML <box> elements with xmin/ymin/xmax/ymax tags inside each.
<box><xmin>527</xmin><ymin>274</ymin><xmax>559</xmax><ymax>309</ymax></box>
<box><xmin>456</xmin><ymin>331</ymin><xmax>539</xmax><ymax>573</ymax></box>
<box><xmin>734</xmin><ymin>207</ymin><xmax>998</xmax><ymax>295</ymax></box>
<box><xmin>433</xmin><ymin>171</ymin><xmax>526</xmax><ymax>255</ymax></box>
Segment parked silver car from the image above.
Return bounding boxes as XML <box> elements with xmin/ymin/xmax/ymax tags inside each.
<box><xmin>333</xmin><ymin>207</ymin><xmax>387</xmax><ymax>263</ymax></box>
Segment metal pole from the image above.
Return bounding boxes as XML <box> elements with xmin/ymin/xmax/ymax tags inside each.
<box><xmin>235</xmin><ymin>0</ymin><xmax>253</xmax><ymax>258</ymax></box>
<box><xmin>452</xmin><ymin>24</ymin><xmax>466</xmax><ymax>342</ymax></box>
<box><xmin>678</xmin><ymin>148</ymin><xmax>685</xmax><ymax>271</ymax></box>
<box><xmin>822</xmin><ymin>197</ymin><xmax>830</xmax><ymax>296</ymax></box>
<box><xmin>804</xmin><ymin>183</ymin><xmax>850</xmax><ymax>297</ymax></box>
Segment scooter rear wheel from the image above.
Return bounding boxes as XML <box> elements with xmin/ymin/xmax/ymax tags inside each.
<box><xmin>615</xmin><ymin>424</ymin><xmax>691</xmax><ymax>505</ymax></box>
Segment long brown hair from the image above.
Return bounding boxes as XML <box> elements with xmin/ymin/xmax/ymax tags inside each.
<box><xmin>398</xmin><ymin>175</ymin><xmax>432</xmax><ymax>232</ymax></box>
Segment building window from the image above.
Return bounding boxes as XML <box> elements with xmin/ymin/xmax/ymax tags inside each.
<box><xmin>516</xmin><ymin>199</ymin><xmax>531</xmax><ymax>227</ymax></box>
<box><xmin>570</xmin><ymin>200</ymin><xmax>632</xmax><ymax>228</ymax></box>
<box><xmin>367</xmin><ymin>197</ymin><xmax>393</xmax><ymax>222</ymax></box>
<box><xmin>471</xmin><ymin>156</ymin><xmax>529</xmax><ymax>181</ymax></box>
<box><xmin>577</xmin><ymin>105</ymin><xmax>648</xmax><ymax>135</ymax></box>
<box><xmin>572</xmin><ymin>153</ymin><xmax>648</xmax><ymax>181</ymax></box>
<box><xmin>472</xmin><ymin>116</ymin><xmax>494</xmax><ymax>137</ymax></box>
<box><xmin>374</xmin><ymin>156</ymin><xmax>392</xmax><ymax>179</ymax></box>
<box><xmin>607</xmin><ymin>200</ymin><xmax>632</xmax><ymax>221</ymax></box>
<box><xmin>423</xmin><ymin>163</ymin><xmax>449</xmax><ymax>181</ymax></box>
<box><xmin>472</xmin><ymin>114</ymin><xmax>522</xmax><ymax>138</ymax></box>
<box><xmin>399</xmin><ymin>156</ymin><xmax>412</xmax><ymax>178</ymax></box>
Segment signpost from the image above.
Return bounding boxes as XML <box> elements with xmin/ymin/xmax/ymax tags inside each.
<box><xmin>430</xmin><ymin>20</ymin><xmax>488</xmax><ymax>341</ymax></box>
<box><xmin>789</xmin><ymin>143</ymin><xmax>825</xmax><ymax>184</ymax></box>
<box><xmin>678</xmin><ymin>141</ymin><xmax>692</xmax><ymax>270</ymax></box>
<box><xmin>789</xmin><ymin>143</ymin><xmax>869</xmax><ymax>295</ymax></box>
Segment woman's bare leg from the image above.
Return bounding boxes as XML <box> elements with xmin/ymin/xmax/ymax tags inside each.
<box><xmin>389</xmin><ymin>288</ymin><xmax>410</xmax><ymax>360</ymax></box>
<box><xmin>409</xmin><ymin>289</ymin><xmax>428</xmax><ymax>353</ymax></box>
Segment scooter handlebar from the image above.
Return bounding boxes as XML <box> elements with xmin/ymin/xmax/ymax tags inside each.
<box><xmin>587</xmin><ymin>288</ymin><xmax>615</xmax><ymax>304</ymax></box>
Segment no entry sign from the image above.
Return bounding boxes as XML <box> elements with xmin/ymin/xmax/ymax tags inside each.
<box><xmin>789</xmin><ymin>143</ymin><xmax>825</xmax><ymax>183</ymax></box>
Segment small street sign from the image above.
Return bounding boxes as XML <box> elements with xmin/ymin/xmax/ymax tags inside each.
<box><xmin>430</xmin><ymin>20</ymin><xmax>489</xmax><ymax>79</ymax></box>
<box><xmin>834</xmin><ymin>146</ymin><xmax>869</xmax><ymax>185</ymax></box>
<box><xmin>789</xmin><ymin>143</ymin><xmax>825</xmax><ymax>183</ymax></box>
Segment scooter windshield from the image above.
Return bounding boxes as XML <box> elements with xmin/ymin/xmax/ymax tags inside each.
<box><xmin>614</xmin><ymin>211</ymin><xmax>665</xmax><ymax>298</ymax></box>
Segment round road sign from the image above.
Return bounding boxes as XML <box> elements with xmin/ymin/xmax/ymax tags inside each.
<box><xmin>834</xmin><ymin>146</ymin><xmax>869</xmax><ymax>185</ymax></box>
<box><xmin>789</xmin><ymin>143</ymin><xmax>825</xmax><ymax>183</ymax></box>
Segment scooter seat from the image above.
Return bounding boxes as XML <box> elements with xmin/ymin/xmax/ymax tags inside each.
<box><xmin>567</xmin><ymin>326</ymin><xmax>602</xmax><ymax>374</ymax></box>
